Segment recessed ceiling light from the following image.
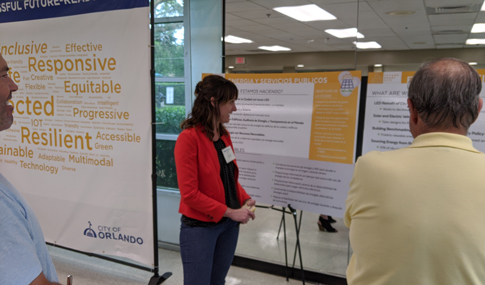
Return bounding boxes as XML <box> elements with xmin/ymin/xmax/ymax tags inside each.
<box><xmin>466</xmin><ymin>39</ymin><xmax>485</xmax><ymax>45</ymax></box>
<box><xmin>353</xmin><ymin>41</ymin><xmax>382</xmax><ymax>49</ymax></box>
<box><xmin>273</xmin><ymin>4</ymin><xmax>337</xmax><ymax>22</ymax></box>
<box><xmin>297</xmin><ymin>64</ymin><xmax>304</xmax><ymax>68</ymax></box>
<box><xmin>471</xmin><ymin>23</ymin><xmax>485</xmax><ymax>33</ymax></box>
<box><xmin>228</xmin><ymin>66</ymin><xmax>235</xmax><ymax>69</ymax></box>
<box><xmin>325</xmin><ymin>28</ymin><xmax>364</xmax><ymax>38</ymax></box>
<box><xmin>258</xmin><ymin>45</ymin><xmax>291</xmax><ymax>51</ymax></box>
<box><xmin>385</xmin><ymin>10</ymin><xmax>416</xmax><ymax>16</ymax></box>
<box><xmin>374</xmin><ymin>64</ymin><xmax>382</xmax><ymax>67</ymax></box>
<box><xmin>225</xmin><ymin>35</ymin><xmax>252</xmax><ymax>44</ymax></box>
<box><xmin>469</xmin><ymin>62</ymin><xmax>478</xmax><ymax>65</ymax></box>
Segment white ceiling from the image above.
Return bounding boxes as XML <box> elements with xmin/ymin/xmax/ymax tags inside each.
<box><xmin>225</xmin><ymin>0</ymin><xmax>485</xmax><ymax>55</ymax></box>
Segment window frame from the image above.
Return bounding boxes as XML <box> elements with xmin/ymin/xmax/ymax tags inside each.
<box><xmin>154</xmin><ymin>0</ymin><xmax>191</xmax><ymax>193</ymax></box>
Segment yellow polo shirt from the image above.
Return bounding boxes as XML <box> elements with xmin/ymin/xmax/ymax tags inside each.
<box><xmin>345</xmin><ymin>132</ymin><xmax>485</xmax><ymax>285</ymax></box>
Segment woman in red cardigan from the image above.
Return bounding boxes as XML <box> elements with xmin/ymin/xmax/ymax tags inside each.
<box><xmin>174</xmin><ymin>75</ymin><xmax>256</xmax><ymax>285</ymax></box>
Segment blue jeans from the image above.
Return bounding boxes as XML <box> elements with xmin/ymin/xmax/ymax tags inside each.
<box><xmin>180</xmin><ymin>218</ymin><xmax>240</xmax><ymax>285</ymax></box>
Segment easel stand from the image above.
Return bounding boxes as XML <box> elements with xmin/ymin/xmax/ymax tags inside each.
<box><xmin>271</xmin><ymin>205</ymin><xmax>306</xmax><ymax>284</ymax></box>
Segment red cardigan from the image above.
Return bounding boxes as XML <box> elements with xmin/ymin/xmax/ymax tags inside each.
<box><xmin>174</xmin><ymin>126</ymin><xmax>251</xmax><ymax>223</ymax></box>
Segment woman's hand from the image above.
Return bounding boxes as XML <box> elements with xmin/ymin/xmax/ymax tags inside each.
<box><xmin>224</xmin><ymin>207</ymin><xmax>255</xmax><ymax>224</ymax></box>
<box><xmin>243</xmin><ymin>199</ymin><xmax>256</xmax><ymax>208</ymax></box>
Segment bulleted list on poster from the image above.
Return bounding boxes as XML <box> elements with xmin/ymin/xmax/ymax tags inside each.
<box><xmin>223</xmin><ymin>72</ymin><xmax>360</xmax><ymax>216</ymax></box>
<box><xmin>363</xmin><ymin>71</ymin><xmax>485</xmax><ymax>155</ymax></box>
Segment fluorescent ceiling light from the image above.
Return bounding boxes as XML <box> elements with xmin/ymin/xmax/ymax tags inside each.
<box><xmin>469</xmin><ymin>62</ymin><xmax>478</xmax><ymax>65</ymax></box>
<box><xmin>374</xmin><ymin>64</ymin><xmax>382</xmax><ymax>67</ymax></box>
<box><xmin>325</xmin><ymin>28</ymin><xmax>364</xmax><ymax>38</ymax></box>
<box><xmin>466</xmin><ymin>39</ymin><xmax>485</xmax><ymax>45</ymax></box>
<box><xmin>482</xmin><ymin>1</ymin><xmax>485</xmax><ymax>10</ymax></box>
<box><xmin>471</xmin><ymin>23</ymin><xmax>485</xmax><ymax>33</ymax></box>
<box><xmin>228</xmin><ymin>66</ymin><xmax>235</xmax><ymax>69</ymax></box>
<box><xmin>225</xmin><ymin>35</ymin><xmax>252</xmax><ymax>44</ymax></box>
<box><xmin>273</xmin><ymin>4</ymin><xmax>336</xmax><ymax>22</ymax></box>
<box><xmin>353</xmin><ymin>41</ymin><xmax>382</xmax><ymax>49</ymax></box>
<box><xmin>258</xmin><ymin>45</ymin><xmax>291</xmax><ymax>51</ymax></box>
<box><xmin>297</xmin><ymin>64</ymin><xmax>304</xmax><ymax>68</ymax></box>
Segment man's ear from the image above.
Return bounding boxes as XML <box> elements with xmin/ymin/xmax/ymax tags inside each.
<box><xmin>478</xmin><ymin>98</ymin><xmax>483</xmax><ymax>114</ymax></box>
<box><xmin>407</xmin><ymin>98</ymin><xmax>418</xmax><ymax>125</ymax></box>
<box><xmin>210</xmin><ymin>97</ymin><xmax>215</xmax><ymax>107</ymax></box>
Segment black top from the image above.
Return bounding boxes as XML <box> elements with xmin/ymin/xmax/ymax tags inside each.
<box><xmin>182</xmin><ymin>138</ymin><xmax>240</xmax><ymax>227</ymax></box>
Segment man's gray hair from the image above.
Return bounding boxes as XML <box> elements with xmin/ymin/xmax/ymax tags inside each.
<box><xmin>408</xmin><ymin>57</ymin><xmax>482</xmax><ymax>130</ymax></box>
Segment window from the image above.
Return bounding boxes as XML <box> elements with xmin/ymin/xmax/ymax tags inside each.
<box><xmin>153</xmin><ymin>0</ymin><xmax>188</xmax><ymax>190</ymax></box>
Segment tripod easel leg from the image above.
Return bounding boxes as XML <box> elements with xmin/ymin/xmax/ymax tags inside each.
<box><xmin>282</xmin><ymin>207</ymin><xmax>288</xmax><ymax>281</ymax></box>
<box><xmin>277</xmin><ymin>209</ymin><xmax>284</xmax><ymax>240</ymax></box>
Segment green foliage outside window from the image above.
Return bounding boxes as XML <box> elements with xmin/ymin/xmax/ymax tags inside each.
<box><xmin>152</xmin><ymin>0</ymin><xmax>186</xmax><ymax>190</ymax></box>
<box><xmin>155</xmin><ymin>23</ymin><xmax>184</xmax><ymax>78</ymax></box>
<box><xmin>154</xmin><ymin>0</ymin><xmax>183</xmax><ymax>18</ymax></box>
<box><xmin>154</xmin><ymin>82</ymin><xmax>186</xmax><ymax>135</ymax></box>
<box><xmin>155</xmin><ymin>106</ymin><xmax>186</xmax><ymax>134</ymax></box>
<box><xmin>155</xmin><ymin>140</ymin><xmax>178</xmax><ymax>189</ymax></box>
<box><xmin>155</xmin><ymin>82</ymin><xmax>185</xmax><ymax>107</ymax></box>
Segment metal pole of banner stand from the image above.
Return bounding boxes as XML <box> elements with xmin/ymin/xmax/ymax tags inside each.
<box><xmin>148</xmin><ymin>0</ymin><xmax>172</xmax><ymax>283</ymax></box>
<box><xmin>222</xmin><ymin>0</ymin><xmax>226</xmax><ymax>73</ymax></box>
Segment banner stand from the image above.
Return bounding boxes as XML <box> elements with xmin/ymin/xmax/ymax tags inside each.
<box><xmin>148</xmin><ymin>0</ymin><xmax>172</xmax><ymax>284</ymax></box>
<box><xmin>46</xmin><ymin>242</ymin><xmax>155</xmax><ymax>272</ymax></box>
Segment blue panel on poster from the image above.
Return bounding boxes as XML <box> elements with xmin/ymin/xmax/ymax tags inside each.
<box><xmin>0</xmin><ymin>0</ymin><xmax>149</xmax><ymax>23</ymax></box>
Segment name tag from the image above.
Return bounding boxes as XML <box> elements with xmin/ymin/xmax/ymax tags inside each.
<box><xmin>222</xmin><ymin>146</ymin><xmax>236</xmax><ymax>164</ymax></box>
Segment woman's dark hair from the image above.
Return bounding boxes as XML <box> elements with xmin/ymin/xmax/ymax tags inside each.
<box><xmin>180</xmin><ymin>75</ymin><xmax>238</xmax><ymax>139</ymax></box>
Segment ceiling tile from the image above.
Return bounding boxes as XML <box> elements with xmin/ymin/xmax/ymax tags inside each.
<box><xmin>224</xmin><ymin>0</ymin><xmax>484</xmax><ymax>54</ymax></box>
<box><xmin>428</xmin><ymin>13</ymin><xmax>477</xmax><ymax>27</ymax></box>
<box><xmin>433</xmin><ymin>34</ymin><xmax>469</xmax><ymax>44</ymax></box>
<box><xmin>431</xmin><ymin>25</ymin><xmax>472</xmax><ymax>33</ymax></box>
<box><xmin>305</xmin><ymin>19</ymin><xmax>354</xmax><ymax>31</ymax></box>
<box><xmin>357</xmin><ymin>27</ymin><xmax>396</xmax><ymax>38</ymax></box>
<box><xmin>286</xmin><ymin>26</ymin><xmax>325</xmax><ymax>37</ymax></box>
<box><xmin>237</xmin><ymin>8</ymin><xmax>286</xmax><ymax>20</ymax></box>
<box><xmin>475</xmin><ymin>11</ymin><xmax>485</xmax><ymax>22</ymax></box>
<box><xmin>436</xmin><ymin>44</ymin><xmax>465</xmax><ymax>49</ymax></box>
<box><xmin>400</xmin><ymin>33</ymin><xmax>434</xmax><ymax>43</ymax></box>
<box><xmin>424</xmin><ymin>0</ymin><xmax>482</xmax><ymax>7</ymax></box>
<box><xmin>226</xmin><ymin>19</ymin><xmax>260</xmax><ymax>28</ymax></box>
<box><xmin>226</xmin><ymin>14</ymin><xmax>243</xmax><ymax>21</ymax></box>
<box><xmin>366</xmin><ymin>0</ymin><xmax>424</xmax><ymax>13</ymax></box>
<box><xmin>252</xmin><ymin>17</ymin><xmax>307</xmax><ymax>28</ymax></box>
<box><xmin>248</xmin><ymin>0</ymin><xmax>313</xmax><ymax>9</ymax></box>
<box><xmin>310</xmin><ymin>0</ymin><xmax>359</xmax><ymax>5</ymax></box>
<box><xmin>226</xmin><ymin>1</ymin><xmax>266</xmax><ymax>13</ymax></box>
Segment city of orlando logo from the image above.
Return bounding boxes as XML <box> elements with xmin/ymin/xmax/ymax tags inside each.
<box><xmin>83</xmin><ymin>221</ymin><xmax>144</xmax><ymax>245</ymax></box>
<box><xmin>83</xmin><ymin>221</ymin><xmax>97</xmax><ymax>238</ymax></box>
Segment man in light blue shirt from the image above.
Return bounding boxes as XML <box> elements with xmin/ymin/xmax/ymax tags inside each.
<box><xmin>0</xmin><ymin>53</ymin><xmax>60</xmax><ymax>285</ymax></box>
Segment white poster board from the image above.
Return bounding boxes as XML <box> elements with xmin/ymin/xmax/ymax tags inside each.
<box><xmin>218</xmin><ymin>72</ymin><xmax>361</xmax><ymax>217</ymax></box>
<box><xmin>363</xmin><ymin>71</ymin><xmax>485</xmax><ymax>155</ymax></box>
<box><xmin>0</xmin><ymin>0</ymin><xmax>153</xmax><ymax>266</ymax></box>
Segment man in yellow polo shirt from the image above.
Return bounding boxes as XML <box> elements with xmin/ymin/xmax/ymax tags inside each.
<box><xmin>345</xmin><ymin>58</ymin><xmax>485</xmax><ymax>285</ymax></box>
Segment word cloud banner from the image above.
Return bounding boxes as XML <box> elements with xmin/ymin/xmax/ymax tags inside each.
<box><xmin>363</xmin><ymin>71</ymin><xmax>485</xmax><ymax>155</ymax></box>
<box><xmin>219</xmin><ymin>72</ymin><xmax>361</xmax><ymax>217</ymax></box>
<box><xmin>0</xmin><ymin>0</ymin><xmax>153</xmax><ymax>266</ymax></box>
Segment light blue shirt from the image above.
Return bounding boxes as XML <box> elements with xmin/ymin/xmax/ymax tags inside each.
<box><xmin>0</xmin><ymin>173</ymin><xmax>59</xmax><ymax>284</ymax></box>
